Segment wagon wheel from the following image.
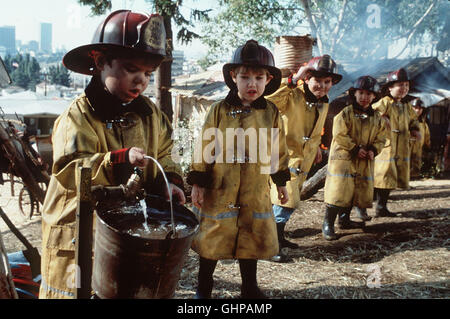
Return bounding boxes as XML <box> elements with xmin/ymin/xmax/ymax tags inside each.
<box><xmin>18</xmin><ymin>186</ymin><xmax>35</xmax><ymax>220</ymax></box>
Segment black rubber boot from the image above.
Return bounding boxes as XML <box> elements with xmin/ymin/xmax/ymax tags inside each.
<box><xmin>355</xmin><ymin>207</ymin><xmax>372</xmax><ymax>221</ymax></box>
<box><xmin>338</xmin><ymin>208</ymin><xmax>365</xmax><ymax>229</ymax></box>
<box><xmin>195</xmin><ymin>257</ymin><xmax>218</xmax><ymax>299</ymax></box>
<box><xmin>239</xmin><ymin>259</ymin><xmax>267</xmax><ymax>299</ymax></box>
<box><xmin>375</xmin><ymin>188</ymin><xmax>397</xmax><ymax>217</ymax></box>
<box><xmin>322</xmin><ymin>205</ymin><xmax>339</xmax><ymax>240</ymax></box>
<box><xmin>277</xmin><ymin>222</ymin><xmax>299</xmax><ymax>249</ymax></box>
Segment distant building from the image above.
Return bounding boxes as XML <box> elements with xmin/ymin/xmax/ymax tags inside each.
<box><xmin>40</xmin><ymin>22</ymin><xmax>52</xmax><ymax>53</ymax></box>
<box><xmin>0</xmin><ymin>26</ymin><xmax>16</xmax><ymax>54</ymax></box>
<box><xmin>172</xmin><ymin>50</ymin><xmax>185</xmax><ymax>77</ymax></box>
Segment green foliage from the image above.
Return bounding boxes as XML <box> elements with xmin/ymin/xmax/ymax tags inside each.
<box><xmin>4</xmin><ymin>53</ymin><xmax>41</xmax><ymax>90</ymax></box>
<box><xmin>200</xmin><ymin>0</ymin><xmax>302</xmax><ymax>61</ymax></box>
<box><xmin>199</xmin><ymin>0</ymin><xmax>447</xmax><ymax>63</ymax></box>
<box><xmin>49</xmin><ymin>64</ymin><xmax>72</xmax><ymax>87</ymax></box>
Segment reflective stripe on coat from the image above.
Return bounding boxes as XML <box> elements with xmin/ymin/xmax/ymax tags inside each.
<box><xmin>266</xmin><ymin>81</ymin><xmax>328</xmax><ymax>209</ymax></box>
<box><xmin>190</xmin><ymin>99</ymin><xmax>289</xmax><ymax>260</ymax></box>
<box><xmin>40</xmin><ymin>93</ymin><xmax>181</xmax><ymax>299</ymax></box>
<box><xmin>373</xmin><ymin>96</ymin><xmax>420</xmax><ymax>189</ymax></box>
<box><xmin>324</xmin><ymin>104</ymin><xmax>386</xmax><ymax>208</ymax></box>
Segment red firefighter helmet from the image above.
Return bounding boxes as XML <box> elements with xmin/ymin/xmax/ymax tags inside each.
<box><xmin>222</xmin><ymin>40</ymin><xmax>282</xmax><ymax>96</ymax></box>
<box><xmin>381</xmin><ymin>68</ymin><xmax>412</xmax><ymax>96</ymax></box>
<box><xmin>305</xmin><ymin>54</ymin><xmax>342</xmax><ymax>84</ymax></box>
<box><xmin>63</xmin><ymin>10</ymin><xmax>166</xmax><ymax>75</ymax></box>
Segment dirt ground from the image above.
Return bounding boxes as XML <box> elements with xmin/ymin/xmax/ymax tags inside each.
<box><xmin>0</xmin><ymin>177</ymin><xmax>449</xmax><ymax>299</ymax></box>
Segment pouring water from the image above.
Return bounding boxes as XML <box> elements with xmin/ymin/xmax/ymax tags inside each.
<box><xmin>143</xmin><ymin>155</ymin><xmax>176</xmax><ymax>238</ymax></box>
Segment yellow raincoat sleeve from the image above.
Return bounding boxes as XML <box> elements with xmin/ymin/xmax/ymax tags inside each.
<box><xmin>265</xmin><ymin>78</ymin><xmax>293</xmax><ymax>114</ymax></box>
<box><xmin>51</xmin><ymin>101</ymin><xmax>116</xmax><ymax>191</ymax></box>
<box><xmin>424</xmin><ymin>122</ymin><xmax>431</xmax><ymax>149</ymax></box>
<box><xmin>407</xmin><ymin>104</ymin><xmax>421</xmax><ymax>132</ymax></box>
<box><xmin>331</xmin><ymin>110</ymin><xmax>357</xmax><ymax>153</ymax></box>
<box><xmin>371</xmin><ymin>116</ymin><xmax>388</xmax><ymax>156</ymax></box>
<box><xmin>187</xmin><ymin>102</ymin><xmax>221</xmax><ymax>187</ymax></box>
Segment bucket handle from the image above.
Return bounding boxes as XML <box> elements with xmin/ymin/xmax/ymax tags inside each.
<box><xmin>143</xmin><ymin>155</ymin><xmax>176</xmax><ymax>239</ymax></box>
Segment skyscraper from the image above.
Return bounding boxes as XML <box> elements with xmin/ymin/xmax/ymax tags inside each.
<box><xmin>0</xmin><ymin>26</ymin><xmax>16</xmax><ymax>54</ymax></box>
<box><xmin>40</xmin><ymin>22</ymin><xmax>52</xmax><ymax>53</ymax></box>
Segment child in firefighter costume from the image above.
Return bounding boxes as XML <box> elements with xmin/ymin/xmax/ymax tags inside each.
<box><xmin>322</xmin><ymin>76</ymin><xmax>387</xmax><ymax>240</ymax></box>
<box><xmin>265</xmin><ymin>55</ymin><xmax>342</xmax><ymax>261</ymax></box>
<box><xmin>409</xmin><ymin>98</ymin><xmax>431</xmax><ymax>179</ymax></box>
<box><xmin>39</xmin><ymin>11</ymin><xmax>185</xmax><ymax>299</ymax></box>
<box><xmin>187</xmin><ymin>40</ymin><xmax>290</xmax><ymax>299</ymax></box>
<box><xmin>373</xmin><ymin>68</ymin><xmax>421</xmax><ymax>217</ymax></box>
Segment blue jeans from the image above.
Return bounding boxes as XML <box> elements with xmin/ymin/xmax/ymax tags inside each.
<box><xmin>272</xmin><ymin>205</ymin><xmax>295</xmax><ymax>224</ymax></box>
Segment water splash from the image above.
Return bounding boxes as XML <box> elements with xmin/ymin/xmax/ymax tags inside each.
<box><xmin>140</xmin><ymin>198</ymin><xmax>149</xmax><ymax>232</ymax></box>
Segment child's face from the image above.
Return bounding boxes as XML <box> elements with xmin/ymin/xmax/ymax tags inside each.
<box><xmin>388</xmin><ymin>81</ymin><xmax>409</xmax><ymax>100</ymax></box>
<box><xmin>305</xmin><ymin>76</ymin><xmax>333</xmax><ymax>99</ymax></box>
<box><xmin>413</xmin><ymin>106</ymin><xmax>423</xmax><ymax>117</ymax></box>
<box><xmin>98</xmin><ymin>56</ymin><xmax>156</xmax><ymax>103</ymax></box>
<box><xmin>354</xmin><ymin>89</ymin><xmax>376</xmax><ymax>108</ymax></box>
<box><xmin>231</xmin><ymin>67</ymin><xmax>273</xmax><ymax>105</ymax></box>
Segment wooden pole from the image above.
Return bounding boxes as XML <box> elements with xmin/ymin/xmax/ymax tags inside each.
<box><xmin>74</xmin><ymin>167</ymin><xmax>93</xmax><ymax>299</ymax></box>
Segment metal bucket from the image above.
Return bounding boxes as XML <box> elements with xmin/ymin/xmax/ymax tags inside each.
<box><xmin>274</xmin><ymin>35</ymin><xmax>315</xmax><ymax>77</ymax></box>
<box><xmin>92</xmin><ymin>195</ymin><xmax>199</xmax><ymax>299</ymax></box>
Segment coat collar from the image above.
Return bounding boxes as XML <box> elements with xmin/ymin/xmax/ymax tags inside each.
<box><xmin>352</xmin><ymin>102</ymin><xmax>375</xmax><ymax>116</ymax></box>
<box><xmin>85</xmin><ymin>76</ymin><xmax>152</xmax><ymax>122</ymax></box>
<box><xmin>224</xmin><ymin>89</ymin><xmax>267</xmax><ymax>109</ymax></box>
<box><xmin>301</xmin><ymin>83</ymin><xmax>329</xmax><ymax>104</ymax></box>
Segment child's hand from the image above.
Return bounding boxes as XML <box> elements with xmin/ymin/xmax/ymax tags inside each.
<box><xmin>164</xmin><ymin>183</ymin><xmax>186</xmax><ymax>205</ymax></box>
<box><xmin>367</xmin><ymin>150</ymin><xmax>374</xmax><ymax>161</ymax></box>
<box><xmin>277</xmin><ymin>186</ymin><xmax>289</xmax><ymax>205</ymax></box>
<box><xmin>294</xmin><ymin>65</ymin><xmax>314</xmax><ymax>82</ymax></box>
<box><xmin>358</xmin><ymin>148</ymin><xmax>367</xmax><ymax>159</ymax></box>
<box><xmin>191</xmin><ymin>184</ymin><xmax>205</xmax><ymax>208</ymax></box>
<box><xmin>128</xmin><ymin>147</ymin><xmax>148</xmax><ymax>168</ymax></box>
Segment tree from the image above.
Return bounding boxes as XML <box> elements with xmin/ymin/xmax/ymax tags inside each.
<box><xmin>200</xmin><ymin>0</ymin><xmax>303</xmax><ymax>61</ymax></box>
<box><xmin>78</xmin><ymin>0</ymin><xmax>210</xmax><ymax>122</ymax></box>
<box><xmin>49</xmin><ymin>64</ymin><xmax>72</xmax><ymax>87</ymax></box>
<box><xmin>199</xmin><ymin>0</ymin><xmax>448</xmax><ymax>63</ymax></box>
<box><xmin>4</xmin><ymin>53</ymin><xmax>41</xmax><ymax>90</ymax></box>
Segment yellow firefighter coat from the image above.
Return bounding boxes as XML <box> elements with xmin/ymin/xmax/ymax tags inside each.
<box><xmin>189</xmin><ymin>96</ymin><xmax>289</xmax><ymax>260</ymax></box>
<box><xmin>373</xmin><ymin>96</ymin><xmax>420</xmax><ymax>189</ymax></box>
<box><xmin>324</xmin><ymin>104</ymin><xmax>386</xmax><ymax>208</ymax></box>
<box><xmin>266</xmin><ymin>81</ymin><xmax>329</xmax><ymax>209</ymax></box>
<box><xmin>410</xmin><ymin>119</ymin><xmax>431</xmax><ymax>177</ymax></box>
<box><xmin>40</xmin><ymin>83</ymin><xmax>181</xmax><ymax>299</ymax></box>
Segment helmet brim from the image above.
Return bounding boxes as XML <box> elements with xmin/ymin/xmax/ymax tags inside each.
<box><xmin>62</xmin><ymin>43</ymin><xmax>165</xmax><ymax>75</ymax></box>
<box><xmin>222</xmin><ymin>63</ymin><xmax>282</xmax><ymax>96</ymax></box>
<box><xmin>308</xmin><ymin>70</ymin><xmax>342</xmax><ymax>84</ymax></box>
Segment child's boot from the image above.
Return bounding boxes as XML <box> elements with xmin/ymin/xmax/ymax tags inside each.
<box><xmin>322</xmin><ymin>205</ymin><xmax>339</xmax><ymax>240</ymax></box>
<box><xmin>338</xmin><ymin>208</ymin><xmax>365</xmax><ymax>229</ymax></box>
<box><xmin>195</xmin><ymin>257</ymin><xmax>217</xmax><ymax>299</ymax></box>
<box><xmin>355</xmin><ymin>207</ymin><xmax>372</xmax><ymax>221</ymax></box>
<box><xmin>375</xmin><ymin>188</ymin><xmax>397</xmax><ymax>217</ymax></box>
<box><xmin>239</xmin><ymin>259</ymin><xmax>267</xmax><ymax>299</ymax></box>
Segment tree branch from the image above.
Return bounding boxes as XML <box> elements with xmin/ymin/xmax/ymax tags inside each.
<box><xmin>300</xmin><ymin>0</ymin><xmax>323</xmax><ymax>54</ymax></box>
<box><xmin>391</xmin><ymin>0</ymin><xmax>438</xmax><ymax>59</ymax></box>
<box><xmin>329</xmin><ymin>0</ymin><xmax>348</xmax><ymax>55</ymax></box>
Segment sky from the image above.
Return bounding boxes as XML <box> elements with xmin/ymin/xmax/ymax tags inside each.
<box><xmin>0</xmin><ymin>0</ymin><xmax>213</xmax><ymax>59</ymax></box>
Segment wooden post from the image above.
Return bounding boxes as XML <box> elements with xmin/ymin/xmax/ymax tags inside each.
<box><xmin>74</xmin><ymin>167</ymin><xmax>93</xmax><ymax>299</ymax></box>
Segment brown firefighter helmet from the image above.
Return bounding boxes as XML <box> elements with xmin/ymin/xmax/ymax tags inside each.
<box><xmin>63</xmin><ymin>10</ymin><xmax>166</xmax><ymax>75</ymax></box>
<box><xmin>222</xmin><ymin>40</ymin><xmax>282</xmax><ymax>96</ymax></box>
<box><xmin>410</xmin><ymin>97</ymin><xmax>425</xmax><ymax>108</ymax></box>
<box><xmin>304</xmin><ymin>54</ymin><xmax>342</xmax><ymax>84</ymax></box>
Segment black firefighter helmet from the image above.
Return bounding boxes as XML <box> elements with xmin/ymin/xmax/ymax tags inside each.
<box><xmin>348</xmin><ymin>75</ymin><xmax>380</xmax><ymax>96</ymax></box>
<box><xmin>63</xmin><ymin>10</ymin><xmax>166</xmax><ymax>75</ymax></box>
<box><xmin>222</xmin><ymin>40</ymin><xmax>282</xmax><ymax>96</ymax></box>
